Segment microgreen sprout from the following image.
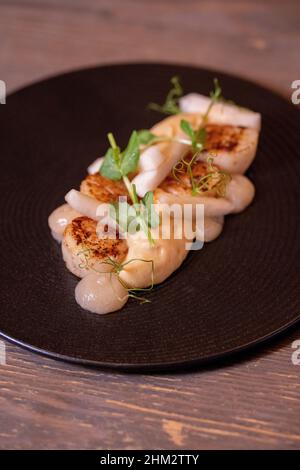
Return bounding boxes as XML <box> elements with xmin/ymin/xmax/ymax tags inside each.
<box><xmin>141</xmin><ymin>78</ymin><xmax>225</xmax><ymax>154</ymax></box>
<box><xmin>171</xmin><ymin>78</ymin><xmax>232</xmax><ymax>194</ymax></box>
<box><xmin>100</xmin><ymin>132</ymin><xmax>159</xmax><ymax>245</ymax></box>
<box><xmin>180</xmin><ymin>119</ymin><xmax>207</xmax><ymax>152</ymax></box>
<box><xmin>201</xmin><ymin>78</ymin><xmax>223</xmax><ymax>123</ymax></box>
<box><xmin>148</xmin><ymin>76</ymin><xmax>183</xmax><ymax>115</ymax></box>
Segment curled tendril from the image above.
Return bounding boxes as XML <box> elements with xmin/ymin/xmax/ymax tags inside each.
<box><xmin>195</xmin><ymin>156</ymin><xmax>232</xmax><ymax>197</ymax></box>
<box><xmin>172</xmin><ymin>154</ymin><xmax>231</xmax><ymax>197</ymax></box>
<box><xmin>77</xmin><ymin>249</ymin><xmax>154</xmax><ymax>304</ymax></box>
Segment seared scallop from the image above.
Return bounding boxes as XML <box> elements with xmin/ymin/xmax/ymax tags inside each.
<box><xmin>62</xmin><ymin>216</ymin><xmax>128</xmax><ymax>278</ymax></box>
<box><xmin>80</xmin><ymin>173</ymin><xmax>128</xmax><ymax>203</ymax></box>
<box><xmin>158</xmin><ymin>156</ymin><xmax>225</xmax><ymax>199</ymax></box>
<box><xmin>155</xmin><ymin>154</ymin><xmax>255</xmax><ymax>217</ymax></box>
<box><xmin>199</xmin><ymin>123</ymin><xmax>259</xmax><ymax>174</ymax></box>
<box><xmin>149</xmin><ymin>113</ymin><xmax>259</xmax><ymax>174</ymax></box>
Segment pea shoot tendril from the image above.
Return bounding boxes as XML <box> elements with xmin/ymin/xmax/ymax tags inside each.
<box><xmin>78</xmin><ymin>249</ymin><xmax>155</xmax><ymax>304</ymax></box>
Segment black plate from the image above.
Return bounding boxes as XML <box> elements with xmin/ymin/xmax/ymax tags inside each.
<box><xmin>0</xmin><ymin>63</ymin><xmax>299</xmax><ymax>371</ymax></box>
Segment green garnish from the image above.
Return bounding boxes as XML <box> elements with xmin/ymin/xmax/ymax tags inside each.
<box><xmin>137</xmin><ymin>129</ymin><xmax>179</xmax><ymax>148</ymax></box>
<box><xmin>101</xmin><ymin>131</ymin><xmax>140</xmax><ymax>182</ymax></box>
<box><xmin>172</xmin><ymin>78</ymin><xmax>232</xmax><ymax>195</ymax></box>
<box><xmin>202</xmin><ymin>78</ymin><xmax>223</xmax><ymax>122</ymax></box>
<box><xmin>100</xmin><ymin>132</ymin><xmax>159</xmax><ymax>245</ymax></box>
<box><xmin>148</xmin><ymin>76</ymin><xmax>183</xmax><ymax>115</ymax></box>
<box><xmin>109</xmin><ymin>191</ymin><xmax>159</xmax><ymax>243</ymax></box>
<box><xmin>142</xmin><ymin>78</ymin><xmax>225</xmax><ymax>154</ymax></box>
<box><xmin>140</xmin><ymin>190</ymin><xmax>160</xmax><ymax>230</ymax></box>
<box><xmin>136</xmin><ymin>129</ymin><xmax>157</xmax><ymax>146</ymax></box>
<box><xmin>210</xmin><ymin>78</ymin><xmax>222</xmax><ymax>100</ymax></box>
<box><xmin>172</xmin><ymin>153</ymin><xmax>199</xmax><ymax>196</ymax></box>
<box><xmin>173</xmin><ymin>155</ymin><xmax>231</xmax><ymax>197</ymax></box>
<box><xmin>195</xmin><ymin>156</ymin><xmax>231</xmax><ymax>197</ymax></box>
<box><xmin>100</xmin><ymin>77</ymin><xmax>230</xmax><ymax>242</ymax></box>
<box><xmin>136</xmin><ymin>126</ymin><xmax>206</xmax><ymax>152</ymax></box>
<box><xmin>180</xmin><ymin>119</ymin><xmax>207</xmax><ymax>152</ymax></box>
<box><xmin>78</xmin><ymin>251</ymin><xmax>155</xmax><ymax>304</ymax></box>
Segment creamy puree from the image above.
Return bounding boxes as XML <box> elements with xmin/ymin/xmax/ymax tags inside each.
<box><xmin>119</xmin><ymin>224</ymin><xmax>189</xmax><ymax>289</ymax></box>
<box><xmin>48</xmin><ymin>203</ymin><xmax>81</xmax><ymax>242</ymax></box>
<box><xmin>196</xmin><ymin>216</ymin><xmax>224</xmax><ymax>242</ymax></box>
<box><xmin>155</xmin><ymin>174</ymin><xmax>255</xmax><ymax>218</ymax></box>
<box><xmin>225</xmin><ymin>174</ymin><xmax>255</xmax><ymax>214</ymax></box>
<box><xmin>74</xmin><ymin>222</ymin><xmax>190</xmax><ymax>314</ymax></box>
<box><xmin>75</xmin><ymin>272</ymin><xmax>128</xmax><ymax>314</ymax></box>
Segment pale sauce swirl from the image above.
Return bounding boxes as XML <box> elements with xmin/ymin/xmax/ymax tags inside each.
<box><xmin>75</xmin><ymin>273</ymin><xmax>128</xmax><ymax>314</ymax></box>
<box><xmin>48</xmin><ymin>203</ymin><xmax>81</xmax><ymax>242</ymax></box>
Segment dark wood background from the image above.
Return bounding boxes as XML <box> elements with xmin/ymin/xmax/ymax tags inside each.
<box><xmin>0</xmin><ymin>0</ymin><xmax>300</xmax><ymax>450</ymax></box>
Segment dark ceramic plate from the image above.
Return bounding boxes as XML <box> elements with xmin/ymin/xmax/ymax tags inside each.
<box><xmin>0</xmin><ymin>63</ymin><xmax>299</xmax><ymax>371</ymax></box>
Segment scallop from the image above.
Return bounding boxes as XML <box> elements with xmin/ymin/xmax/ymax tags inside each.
<box><xmin>62</xmin><ymin>216</ymin><xmax>128</xmax><ymax>278</ymax></box>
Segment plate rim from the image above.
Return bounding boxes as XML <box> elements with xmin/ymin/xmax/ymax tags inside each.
<box><xmin>7</xmin><ymin>60</ymin><xmax>292</xmax><ymax>107</ymax></box>
<box><xmin>1</xmin><ymin>315</ymin><xmax>299</xmax><ymax>372</ymax></box>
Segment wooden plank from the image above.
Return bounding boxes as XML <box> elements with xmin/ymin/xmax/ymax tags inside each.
<box><xmin>0</xmin><ymin>0</ymin><xmax>299</xmax><ymax>95</ymax></box>
<box><xmin>1</xmin><ymin>330</ymin><xmax>300</xmax><ymax>449</ymax></box>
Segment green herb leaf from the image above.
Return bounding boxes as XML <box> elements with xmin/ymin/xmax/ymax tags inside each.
<box><xmin>142</xmin><ymin>190</ymin><xmax>154</xmax><ymax>208</ymax></box>
<box><xmin>142</xmin><ymin>191</ymin><xmax>160</xmax><ymax>229</ymax></box>
<box><xmin>148</xmin><ymin>76</ymin><xmax>183</xmax><ymax>115</ymax></box>
<box><xmin>202</xmin><ymin>78</ymin><xmax>224</xmax><ymax>123</ymax></box>
<box><xmin>137</xmin><ymin>129</ymin><xmax>157</xmax><ymax>146</ymax></box>
<box><xmin>100</xmin><ymin>147</ymin><xmax>123</xmax><ymax>180</ymax></box>
<box><xmin>120</xmin><ymin>131</ymin><xmax>140</xmax><ymax>176</ymax></box>
<box><xmin>180</xmin><ymin>119</ymin><xmax>194</xmax><ymax>139</ymax></box>
<box><xmin>210</xmin><ymin>78</ymin><xmax>222</xmax><ymax>102</ymax></box>
<box><xmin>195</xmin><ymin>127</ymin><xmax>206</xmax><ymax>148</ymax></box>
<box><xmin>180</xmin><ymin>119</ymin><xmax>206</xmax><ymax>152</ymax></box>
<box><xmin>131</xmin><ymin>183</ymin><xmax>139</xmax><ymax>205</ymax></box>
<box><xmin>99</xmin><ymin>132</ymin><xmax>159</xmax><ymax>245</ymax></box>
<box><xmin>101</xmin><ymin>131</ymin><xmax>140</xmax><ymax>180</ymax></box>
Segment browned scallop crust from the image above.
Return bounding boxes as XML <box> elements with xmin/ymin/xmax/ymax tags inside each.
<box><xmin>80</xmin><ymin>173</ymin><xmax>128</xmax><ymax>203</ymax></box>
<box><xmin>158</xmin><ymin>157</ymin><xmax>221</xmax><ymax>197</ymax></box>
<box><xmin>204</xmin><ymin>124</ymin><xmax>245</xmax><ymax>152</ymax></box>
<box><xmin>64</xmin><ymin>216</ymin><xmax>128</xmax><ymax>262</ymax></box>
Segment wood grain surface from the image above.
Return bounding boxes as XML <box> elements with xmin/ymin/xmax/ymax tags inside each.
<box><xmin>0</xmin><ymin>0</ymin><xmax>300</xmax><ymax>450</ymax></box>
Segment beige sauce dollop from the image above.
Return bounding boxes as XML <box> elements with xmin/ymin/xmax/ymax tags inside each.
<box><xmin>119</xmin><ymin>225</ymin><xmax>189</xmax><ymax>289</ymax></box>
<box><xmin>75</xmin><ymin>272</ymin><xmax>128</xmax><ymax>314</ymax></box>
<box><xmin>48</xmin><ymin>203</ymin><xmax>81</xmax><ymax>242</ymax></box>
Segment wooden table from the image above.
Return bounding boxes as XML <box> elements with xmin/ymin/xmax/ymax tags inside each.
<box><xmin>0</xmin><ymin>0</ymin><xmax>299</xmax><ymax>450</ymax></box>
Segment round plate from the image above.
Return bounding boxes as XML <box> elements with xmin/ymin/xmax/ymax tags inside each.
<box><xmin>0</xmin><ymin>63</ymin><xmax>299</xmax><ymax>371</ymax></box>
